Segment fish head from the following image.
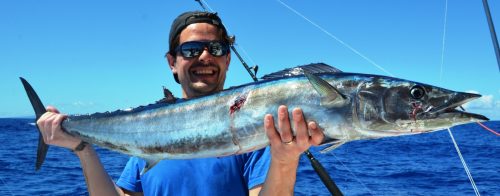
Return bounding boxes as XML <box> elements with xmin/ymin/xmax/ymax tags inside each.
<box><xmin>356</xmin><ymin>77</ymin><xmax>489</xmax><ymax>135</ymax></box>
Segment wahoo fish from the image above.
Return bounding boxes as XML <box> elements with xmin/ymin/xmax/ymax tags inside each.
<box><xmin>21</xmin><ymin>63</ymin><xmax>488</xmax><ymax>173</ymax></box>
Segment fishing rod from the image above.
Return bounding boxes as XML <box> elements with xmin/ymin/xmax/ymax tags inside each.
<box><xmin>482</xmin><ymin>0</ymin><xmax>500</xmax><ymax>72</ymax></box>
<box><xmin>194</xmin><ymin>1</ymin><xmax>259</xmax><ymax>81</ymax></box>
<box><xmin>193</xmin><ymin>1</ymin><xmax>342</xmax><ymax>195</ymax></box>
<box><xmin>227</xmin><ymin>36</ymin><xmax>259</xmax><ymax>82</ymax></box>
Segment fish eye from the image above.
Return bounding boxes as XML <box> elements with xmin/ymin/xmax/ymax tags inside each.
<box><xmin>410</xmin><ymin>85</ymin><xmax>426</xmax><ymax>99</ymax></box>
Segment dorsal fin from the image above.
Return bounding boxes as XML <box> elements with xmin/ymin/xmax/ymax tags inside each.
<box><xmin>156</xmin><ymin>87</ymin><xmax>177</xmax><ymax>104</ymax></box>
<box><xmin>261</xmin><ymin>63</ymin><xmax>342</xmax><ymax>80</ymax></box>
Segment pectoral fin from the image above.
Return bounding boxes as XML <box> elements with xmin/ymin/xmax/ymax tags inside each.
<box><xmin>304</xmin><ymin>71</ymin><xmax>348</xmax><ymax>107</ymax></box>
<box><xmin>320</xmin><ymin>140</ymin><xmax>346</xmax><ymax>153</ymax></box>
<box><xmin>141</xmin><ymin>158</ymin><xmax>161</xmax><ymax>175</ymax></box>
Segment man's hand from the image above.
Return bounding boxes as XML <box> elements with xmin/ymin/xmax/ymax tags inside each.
<box><xmin>257</xmin><ymin>105</ymin><xmax>324</xmax><ymax>195</ymax></box>
<box><xmin>37</xmin><ymin>106</ymin><xmax>82</xmax><ymax>150</ymax></box>
<box><xmin>264</xmin><ymin>105</ymin><xmax>324</xmax><ymax>163</ymax></box>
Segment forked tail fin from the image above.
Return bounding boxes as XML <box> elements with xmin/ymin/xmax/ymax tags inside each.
<box><xmin>19</xmin><ymin>77</ymin><xmax>49</xmax><ymax>171</ymax></box>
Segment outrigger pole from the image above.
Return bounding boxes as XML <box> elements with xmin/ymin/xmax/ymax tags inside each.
<box><xmin>482</xmin><ymin>0</ymin><xmax>500</xmax><ymax>72</ymax></box>
<box><xmin>193</xmin><ymin>1</ymin><xmax>343</xmax><ymax>195</ymax></box>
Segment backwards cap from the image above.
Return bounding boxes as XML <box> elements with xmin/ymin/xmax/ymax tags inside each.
<box><xmin>168</xmin><ymin>11</ymin><xmax>228</xmax><ymax>55</ymax></box>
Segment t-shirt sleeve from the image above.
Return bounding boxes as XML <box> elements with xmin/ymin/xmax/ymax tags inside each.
<box><xmin>116</xmin><ymin>157</ymin><xmax>143</xmax><ymax>192</ymax></box>
<box><xmin>244</xmin><ymin>147</ymin><xmax>271</xmax><ymax>189</ymax></box>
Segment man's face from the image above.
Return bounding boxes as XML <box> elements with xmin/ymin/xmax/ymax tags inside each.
<box><xmin>168</xmin><ymin>23</ymin><xmax>231</xmax><ymax>98</ymax></box>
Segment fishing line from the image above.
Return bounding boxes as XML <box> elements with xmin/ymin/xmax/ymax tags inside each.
<box><xmin>439</xmin><ymin>0</ymin><xmax>448</xmax><ymax>82</ymax></box>
<box><xmin>195</xmin><ymin>1</ymin><xmax>342</xmax><ymax>195</ymax></box>
<box><xmin>199</xmin><ymin>0</ymin><xmax>259</xmax><ymax>81</ymax></box>
<box><xmin>447</xmin><ymin>128</ymin><xmax>481</xmax><ymax>196</ymax></box>
<box><xmin>476</xmin><ymin>122</ymin><xmax>500</xmax><ymax>136</ymax></box>
<box><xmin>235</xmin><ymin>44</ymin><xmax>258</xmax><ymax>69</ymax></box>
<box><xmin>275</xmin><ymin>0</ymin><xmax>395</xmax><ymax>77</ymax></box>
<box><xmin>459</xmin><ymin>107</ymin><xmax>499</xmax><ymax>136</ymax></box>
<box><xmin>202</xmin><ymin>0</ymin><xmax>260</xmax><ymax>68</ymax></box>
<box><xmin>439</xmin><ymin>1</ymin><xmax>481</xmax><ymax>194</ymax></box>
<box><xmin>274</xmin><ymin>1</ymin><xmax>393</xmax><ymax>193</ymax></box>
<box><xmin>332</xmin><ymin>154</ymin><xmax>375</xmax><ymax>195</ymax></box>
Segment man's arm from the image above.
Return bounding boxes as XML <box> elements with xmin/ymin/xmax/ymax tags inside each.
<box><xmin>38</xmin><ymin>106</ymin><xmax>129</xmax><ymax>196</ymax></box>
<box><xmin>254</xmin><ymin>105</ymin><xmax>324</xmax><ymax>196</ymax></box>
<box><xmin>74</xmin><ymin>144</ymin><xmax>123</xmax><ymax>196</ymax></box>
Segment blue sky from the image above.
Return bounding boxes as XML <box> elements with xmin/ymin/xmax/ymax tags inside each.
<box><xmin>1</xmin><ymin>0</ymin><xmax>499</xmax><ymax>119</ymax></box>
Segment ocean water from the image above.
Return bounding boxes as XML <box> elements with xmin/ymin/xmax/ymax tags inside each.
<box><xmin>0</xmin><ymin>118</ymin><xmax>498</xmax><ymax>196</ymax></box>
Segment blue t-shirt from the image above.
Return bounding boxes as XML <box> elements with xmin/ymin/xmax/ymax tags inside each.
<box><xmin>116</xmin><ymin>147</ymin><xmax>270</xmax><ymax>195</ymax></box>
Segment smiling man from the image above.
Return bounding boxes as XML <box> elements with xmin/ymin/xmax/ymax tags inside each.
<box><xmin>167</xmin><ymin>13</ymin><xmax>230</xmax><ymax>98</ymax></box>
<box><xmin>36</xmin><ymin>11</ymin><xmax>324</xmax><ymax>196</ymax></box>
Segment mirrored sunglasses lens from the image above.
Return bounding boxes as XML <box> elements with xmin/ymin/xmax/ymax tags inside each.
<box><xmin>180</xmin><ymin>42</ymin><xmax>204</xmax><ymax>57</ymax></box>
<box><xmin>178</xmin><ymin>41</ymin><xmax>228</xmax><ymax>57</ymax></box>
<box><xmin>209</xmin><ymin>42</ymin><xmax>227</xmax><ymax>56</ymax></box>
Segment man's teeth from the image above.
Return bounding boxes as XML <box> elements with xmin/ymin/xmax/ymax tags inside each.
<box><xmin>194</xmin><ymin>70</ymin><xmax>214</xmax><ymax>75</ymax></box>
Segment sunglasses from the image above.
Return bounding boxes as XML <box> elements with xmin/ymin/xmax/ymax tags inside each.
<box><xmin>175</xmin><ymin>41</ymin><xmax>230</xmax><ymax>58</ymax></box>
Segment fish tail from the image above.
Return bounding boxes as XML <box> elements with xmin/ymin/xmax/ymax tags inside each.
<box><xmin>19</xmin><ymin>77</ymin><xmax>49</xmax><ymax>171</ymax></box>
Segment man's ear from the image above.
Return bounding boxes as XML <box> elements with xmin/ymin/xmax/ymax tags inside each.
<box><xmin>167</xmin><ymin>53</ymin><xmax>177</xmax><ymax>73</ymax></box>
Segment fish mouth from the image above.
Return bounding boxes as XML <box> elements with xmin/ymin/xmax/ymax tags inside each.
<box><xmin>420</xmin><ymin>92</ymin><xmax>489</xmax><ymax>121</ymax></box>
<box><xmin>439</xmin><ymin>108</ymin><xmax>490</xmax><ymax>121</ymax></box>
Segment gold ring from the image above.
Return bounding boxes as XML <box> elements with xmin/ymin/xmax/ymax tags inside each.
<box><xmin>282</xmin><ymin>139</ymin><xmax>293</xmax><ymax>145</ymax></box>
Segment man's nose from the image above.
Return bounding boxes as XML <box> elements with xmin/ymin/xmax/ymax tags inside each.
<box><xmin>198</xmin><ymin>47</ymin><xmax>214</xmax><ymax>62</ymax></box>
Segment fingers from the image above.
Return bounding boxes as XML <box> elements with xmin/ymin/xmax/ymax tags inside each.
<box><xmin>37</xmin><ymin>113</ymin><xmax>49</xmax><ymax>142</ymax></box>
<box><xmin>264</xmin><ymin>114</ymin><xmax>281</xmax><ymax>146</ymax></box>
<box><xmin>38</xmin><ymin>112</ymin><xmax>57</xmax><ymax>143</ymax></box>
<box><xmin>52</xmin><ymin>113</ymin><xmax>67</xmax><ymax>137</ymax></box>
<box><xmin>292</xmin><ymin>108</ymin><xmax>308</xmax><ymax>146</ymax></box>
<box><xmin>277</xmin><ymin>105</ymin><xmax>293</xmax><ymax>143</ymax></box>
<box><xmin>308</xmin><ymin>121</ymin><xmax>324</xmax><ymax>146</ymax></box>
<box><xmin>36</xmin><ymin>106</ymin><xmax>70</xmax><ymax>146</ymax></box>
<box><xmin>264</xmin><ymin>106</ymin><xmax>326</xmax><ymax>165</ymax></box>
<box><xmin>265</xmin><ymin>106</ymin><xmax>324</xmax><ymax>146</ymax></box>
<box><xmin>264</xmin><ymin>106</ymin><xmax>300</xmax><ymax>146</ymax></box>
<box><xmin>46</xmin><ymin>106</ymin><xmax>60</xmax><ymax>114</ymax></box>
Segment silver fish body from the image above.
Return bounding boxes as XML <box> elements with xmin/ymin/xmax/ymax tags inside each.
<box><xmin>21</xmin><ymin>63</ymin><xmax>488</xmax><ymax>171</ymax></box>
<box><xmin>61</xmin><ymin>71</ymin><xmax>487</xmax><ymax>161</ymax></box>
<box><xmin>62</xmin><ymin>76</ymin><xmax>328</xmax><ymax>160</ymax></box>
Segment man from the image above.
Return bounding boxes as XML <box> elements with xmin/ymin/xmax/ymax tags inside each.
<box><xmin>37</xmin><ymin>11</ymin><xmax>324</xmax><ymax>195</ymax></box>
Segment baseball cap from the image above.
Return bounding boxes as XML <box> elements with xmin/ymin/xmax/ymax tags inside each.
<box><xmin>168</xmin><ymin>11</ymin><xmax>228</xmax><ymax>56</ymax></box>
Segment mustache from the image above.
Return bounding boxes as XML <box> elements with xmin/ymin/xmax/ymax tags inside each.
<box><xmin>189</xmin><ymin>62</ymin><xmax>220</xmax><ymax>71</ymax></box>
